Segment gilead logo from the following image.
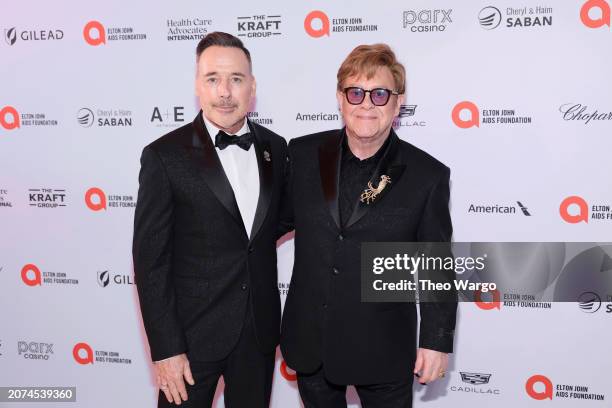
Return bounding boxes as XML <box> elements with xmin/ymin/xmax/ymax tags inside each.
<box><xmin>304</xmin><ymin>11</ymin><xmax>330</xmax><ymax>37</ymax></box>
<box><xmin>83</xmin><ymin>21</ymin><xmax>106</xmax><ymax>46</ymax></box>
<box><xmin>526</xmin><ymin>375</ymin><xmax>553</xmax><ymax>400</ymax></box>
<box><xmin>21</xmin><ymin>264</ymin><xmax>42</xmax><ymax>286</ymax></box>
<box><xmin>559</xmin><ymin>196</ymin><xmax>588</xmax><ymax>224</ymax></box>
<box><xmin>85</xmin><ymin>187</ymin><xmax>107</xmax><ymax>211</ymax></box>
<box><xmin>73</xmin><ymin>342</ymin><xmax>94</xmax><ymax>364</ymax></box>
<box><xmin>452</xmin><ymin>101</ymin><xmax>479</xmax><ymax>128</ymax></box>
<box><xmin>0</xmin><ymin>106</ymin><xmax>20</xmax><ymax>130</ymax></box>
<box><xmin>280</xmin><ymin>360</ymin><xmax>297</xmax><ymax>381</ymax></box>
<box><xmin>474</xmin><ymin>289</ymin><xmax>501</xmax><ymax>310</ymax></box>
<box><xmin>580</xmin><ymin>0</ymin><xmax>610</xmax><ymax>28</ymax></box>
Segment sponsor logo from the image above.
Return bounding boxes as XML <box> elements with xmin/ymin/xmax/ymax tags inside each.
<box><xmin>580</xmin><ymin>0</ymin><xmax>610</xmax><ymax>29</ymax></box>
<box><xmin>468</xmin><ymin>201</ymin><xmax>531</xmax><ymax>216</ymax></box>
<box><xmin>479</xmin><ymin>6</ymin><xmax>553</xmax><ymax>30</ymax></box>
<box><xmin>78</xmin><ymin>107</ymin><xmax>133</xmax><ymax>127</ymax></box>
<box><xmin>393</xmin><ymin>104</ymin><xmax>427</xmax><ymax>128</ymax></box>
<box><xmin>559</xmin><ymin>103</ymin><xmax>612</xmax><ymax>125</ymax></box>
<box><xmin>83</xmin><ymin>20</ymin><xmax>146</xmax><ymax>46</ymax></box>
<box><xmin>560</xmin><ymin>196</ymin><xmax>612</xmax><ymax>223</ymax></box>
<box><xmin>403</xmin><ymin>9</ymin><xmax>453</xmax><ymax>33</ymax></box>
<box><xmin>280</xmin><ymin>360</ymin><xmax>297</xmax><ymax>381</ymax></box>
<box><xmin>1</xmin><ymin>105</ymin><xmax>58</xmax><ymax>129</ymax></box>
<box><xmin>452</xmin><ymin>101</ymin><xmax>532</xmax><ymax>128</ymax></box>
<box><xmin>18</xmin><ymin>341</ymin><xmax>54</xmax><ymax>361</ymax></box>
<box><xmin>21</xmin><ymin>263</ymin><xmax>79</xmax><ymax>286</ymax></box>
<box><xmin>85</xmin><ymin>187</ymin><xmax>136</xmax><ymax>211</ymax></box>
<box><xmin>526</xmin><ymin>374</ymin><xmax>605</xmax><ymax>401</ymax></box>
<box><xmin>0</xmin><ymin>189</ymin><xmax>13</xmax><ymax>208</ymax></box>
<box><xmin>96</xmin><ymin>270</ymin><xmax>135</xmax><ymax>288</ymax></box>
<box><xmin>166</xmin><ymin>18</ymin><xmax>212</xmax><ymax>41</ymax></box>
<box><xmin>150</xmin><ymin>106</ymin><xmax>185</xmax><ymax>128</ymax></box>
<box><xmin>578</xmin><ymin>291</ymin><xmax>601</xmax><ymax>312</ymax></box>
<box><xmin>28</xmin><ymin>188</ymin><xmax>67</xmax><ymax>209</ymax></box>
<box><xmin>4</xmin><ymin>26</ymin><xmax>64</xmax><ymax>46</ymax></box>
<box><xmin>247</xmin><ymin>111</ymin><xmax>273</xmax><ymax>126</ymax></box>
<box><xmin>237</xmin><ymin>15</ymin><xmax>281</xmax><ymax>38</ymax></box>
<box><xmin>450</xmin><ymin>371</ymin><xmax>501</xmax><ymax>395</ymax></box>
<box><xmin>73</xmin><ymin>342</ymin><xmax>132</xmax><ymax>365</ymax></box>
<box><xmin>295</xmin><ymin>112</ymin><xmax>340</xmax><ymax>122</ymax></box>
<box><xmin>304</xmin><ymin>10</ymin><xmax>378</xmax><ymax>38</ymax></box>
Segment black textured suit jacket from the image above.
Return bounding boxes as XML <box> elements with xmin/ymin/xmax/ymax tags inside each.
<box><xmin>133</xmin><ymin>112</ymin><xmax>287</xmax><ymax>362</ymax></box>
<box><xmin>280</xmin><ymin>129</ymin><xmax>457</xmax><ymax>385</ymax></box>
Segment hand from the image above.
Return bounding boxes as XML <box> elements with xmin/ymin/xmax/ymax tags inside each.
<box><xmin>413</xmin><ymin>348</ymin><xmax>448</xmax><ymax>385</ymax></box>
<box><xmin>155</xmin><ymin>353</ymin><xmax>195</xmax><ymax>405</ymax></box>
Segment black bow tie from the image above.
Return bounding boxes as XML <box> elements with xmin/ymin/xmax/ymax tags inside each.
<box><xmin>215</xmin><ymin>130</ymin><xmax>254</xmax><ymax>151</ymax></box>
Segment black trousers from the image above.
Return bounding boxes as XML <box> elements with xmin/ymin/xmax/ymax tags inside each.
<box><xmin>158</xmin><ymin>311</ymin><xmax>275</xmax><ymax>408</ymax></box>
<box><xmin>297</xmin><ymin>367</ymin><xmax>413</xmax><ymax>408</ymax></box>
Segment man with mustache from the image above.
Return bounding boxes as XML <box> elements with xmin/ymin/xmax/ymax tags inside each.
<box><xmin>281</xmin><ymin>43</ymin><xmax>456</xmax><ymax>407</ymax></box>
<box><xmin>133</xmin><ymin>32</ymin><xmax>287</xmax><ymax>407</ymax></box>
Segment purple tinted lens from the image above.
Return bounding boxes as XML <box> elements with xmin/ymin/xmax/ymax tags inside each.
<box><xmin>371</xmin><ymin>89</ymin><xmax>390</xmax><ymax>105</ymax></box>
<box><xmin>346</xmin><ymin>88</ymin><xmax>365</xmax><ymax>104</ymax></box>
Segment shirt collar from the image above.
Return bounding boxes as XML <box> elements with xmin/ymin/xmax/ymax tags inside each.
<box><xmin>342</xmin><ymin>131</ymin><xmax>390</xmax><ymax>166</ymax></box>
<box><xmin>202</xmin><ymin>112</ymin><xmax>250</xmax><ymax>141</ymax></box>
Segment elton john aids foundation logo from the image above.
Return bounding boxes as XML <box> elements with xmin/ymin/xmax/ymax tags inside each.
<box><xmin>475</xmin><ymin>289</ymin><xmax>501</xmax><ymax>310</ymax></box>
<box><xmin>304</xmin><ymin>11</ymin><xmax>330</xmax><ymax>37</ymax></box>
<box><xmin>452</xmin><ymin>101</ymin><xmax>479</xmax><ymax>128</ymax></box>
<box><xmin>21</xmin><ymin>264</ymin><xmax>42</xmax><ymax>286</ymax></box>
<box><xmin>280</xmin><ymin>360</ymin><xmax>297</xmax><ymax>381</ymax></box>
<box><xmin>0</xmin><ymin>106</ymin><xmax>20</xmax><ymax>130</ymax></box>
<box><xmin>85</xmin><ymin>188</ymin><xmax>106</xmax><ymax>211</ymax></box>
<box><xmin>83</xmin><ymin>21</ymin><xmax>105</xmax><ymax>46</ymax></box>
<box><xmin>580</xmin><ymin>0</ymin><xmax>610</xmax><ymax>29</ymax></box>
<box><xmin>526</xmin><ymin>375</ymin><xmax>553</xmax><ymax>400</ymax></box>
<box><xmin>559</xmin><ymin>196</ymin><xmax>588</xmax><ymax>223</ymax></box>
<box><xmin>73</xmin><ymin>342</ymin><xmax>94</xmax><ymax>364</ymax></box>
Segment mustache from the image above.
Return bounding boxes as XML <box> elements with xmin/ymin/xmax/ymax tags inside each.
<box><xmin>213</xmin><ymin>100</ymin><xmax>237</xmax><ymax>108</ymax></box>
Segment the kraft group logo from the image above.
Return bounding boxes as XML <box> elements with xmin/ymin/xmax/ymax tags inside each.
<box><xmin>85</xmin><ymin>187</ymin><xmax>107</xmax><ymax>211</ymax></box>
<box><xmin>474</xmin><ymin>288</ymin><xmax>501</xmax><ymax>310</ymax></box>
<box><xmin>580</xmin><ymin>0</ymin><xmax>610</xmax><ymax>28</ymax></box>
<box><xmin>21</xmin><ymin>263</ymin><xmax>42</xmax><ymax>286</ymax></box>
<box><xmin>452</xmin><ymin>101</ymin><xmax>479</xmax><ymax>128</ymax></box>
<box><xmin>83</xmin><ymin>21</ymin><xmax>105</xmax><ymax>46</ymax></box>
<box><xmin>0</xmin><ymin>106</ymin><xmax>20</xmax><ymax>130</ymax></box>
<box><xmin>304</xmin><ymin>10</ymin><xmax>330</xmax><ymax>37</ymax></box>
<box><xmin>526</xmin><ymin>375</ymin><xmax>553</xmax><ymax>400</ymax></box>
<box><xmin>559</xmin><ymin>196</ymin><xmax>588</xmax><ymax>223</ymax></box>
<box><xmin>73</xmin><ymin>342</ymin><xmax>94</xmax><ymax>364</ymax></box>
<box><xmin>280</xmin><ymin>360</ymin><xmax>297</xmax><ymax>381</ymax></box>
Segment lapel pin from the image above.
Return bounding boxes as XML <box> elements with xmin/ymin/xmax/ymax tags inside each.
<box><xmin>360</xmin><ymin>175</ymin><xmax>391</xmax><ymax>204</ymax></box>
<box><xmin>263</xmin><ymin>150</ymin><xmax>271</xmax><ymax>162</ymax></box>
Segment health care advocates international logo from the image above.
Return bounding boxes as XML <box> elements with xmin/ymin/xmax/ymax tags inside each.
<box><xmin>21</xmin><ymin>263</ymin><xmax>79</xmax><ymax>287</ymax></box>
<box><xmin>77</xmin><ymin>107</ymin><xmax>133</xmax><ymax>128</ymax></box>
<box><xmin>450</xmin><ymin>371</ymin><xmax>501</xmax><ymax>396</ymax></box>
<box><xmin>73</xmin><ymin>342</ymin><xmax>132</xmax><ymax>365</ymax></box>
<box><xmin>403</xmin><ymin>8</ymin><xmax>453</xmax><ymax>33</ymax></box>
<box><xmin>83</xmin><ymin>20</ymin><xmax>146</xmax><ymax>46</ymax></box>
<box><xmin>478</xmin><ymin>6</ymin><xmax>552</xmax><ymax>30</ymax></box>
<box><xmin>0</xmin><ymin>105</ymin><xmax>59</xmax><ymax>130</ymax></box>
<box><xmin>526</xmin><ymin>374</ymin><xmax>605</xmax><ymax>401</ymax></box>
<box><xmin>237</xmin><ymin>14</ymin><xmax>281</xmax><ymax>38</ymax></box>
<box><xmin>4</xmin><ymin>26</ymin><xmax>64</xmax><ymax>46</ymax></box>
<box><xmin>0</xmin><ymin>189</ymin><xmax>13</xmax><ymax>208</ymax></box>
<box><xmin>452</xmin><ymin>101</ymin><xmax>532</xmax><ymax>128</ymax></box>
<box><xmin>580</xmin><ymin>0</ymin><xmax>611</xmax><ymax>29</ymax></box>
<box><xmin>560</xmin><ymin>195</ymin><xmax>612</xmax><ymax>223</ymax></box>
<box><xmin>85</xmin><ymin>187</ymin><xmax>136</xmax><ymax>211</ymax></box>
<box><xmin>304</xmin><ymin>10</ymin><xmax>378</xmax><ymax>38</ymax></box>
<box><xmin>167</xmin><ymin>17</ymin><xmax>213</xmax><ymax>41</ymax></box>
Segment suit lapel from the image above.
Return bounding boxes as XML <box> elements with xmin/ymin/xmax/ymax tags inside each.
<box><xmin>191</xmin><ymin>112</ymin><xmax>248</xmax><ymax>238</ymax></box>
<box><xmin>249</xmin><ymin>121</ymin><xmax>273</xmax><ymax>242</ymax></box>
<box><xmin>345</xmin><ymin>130</ymin><xmax>406</xmax><ymax>229</ymax></box>
<box><xmin>318</xmin><ymin>130</ymin><xmax>343</xmax><ymax>230</ymax></box>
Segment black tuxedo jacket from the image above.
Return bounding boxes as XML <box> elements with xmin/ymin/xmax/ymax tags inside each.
<box><xmin>133</xmin><ymin>112</ymin><xmax>287</xmax><ymax>362</ymax></box>
<box><xmin>280</xmin><ymin>129</ymin><xmax>456</xmax><ymax>385</ymax></box>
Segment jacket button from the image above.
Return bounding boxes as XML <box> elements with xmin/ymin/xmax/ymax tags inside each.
<box><xmin>322</xmin><ymin>303</ymin><xmax>328</xmax><ymax>309</ymax></box>
<box><xmin>241</xmin><ymin>283</ymin><xmax>248</xmax><ymax>291</ymax></box>
<box><xmin>332</xmin><ymin>267</ymin><xmax>340</xmax><ymax>276</ymax></box>
<box><xmin>248</xmin><ymin>246</ymin><xmax>254</xmax><ymax>253</ymax></box>
<box><xmin>338</xmin><ymin>234</ymin><xmax>344</xmax><ymax>241</ymax></box>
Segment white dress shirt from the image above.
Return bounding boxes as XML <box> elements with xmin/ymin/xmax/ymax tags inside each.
<box><xmin>203</xmin><ymin>114</ymin><xmax>260</xmax><ymax>238</ymax></box>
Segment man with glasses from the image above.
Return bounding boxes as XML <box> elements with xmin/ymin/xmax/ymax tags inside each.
<box><xmin>280</xmin><ymin>44</ymin><xmax>456</xmax><ymax>407</ymax></box>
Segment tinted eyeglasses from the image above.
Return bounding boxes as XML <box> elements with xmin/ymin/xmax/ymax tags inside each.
<box><xmin>342</xmin><ymin>87</ymin><xmax>400</xmax><ymax>106</ymax></box>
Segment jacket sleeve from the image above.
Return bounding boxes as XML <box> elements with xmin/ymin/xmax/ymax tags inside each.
<box><xmin>133</xmin><ymin>145</ymin><xmax>187</xmax><ymax>361</ymax></box>
<box><xmin>416</xmin><ymin>166</ymin><xmax>457</xmax><ymax>353</ymax></box>
<box><xmin>276</xmin><ymin>137</ymin><xmax>295</xmax><ymax>239</ymax></box>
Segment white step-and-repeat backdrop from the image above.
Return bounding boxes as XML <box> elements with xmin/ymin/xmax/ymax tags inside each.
<box><xmin>1</xmin><ymin>0</ymin><xmax>611</xmax><ymax>407</ymax></box>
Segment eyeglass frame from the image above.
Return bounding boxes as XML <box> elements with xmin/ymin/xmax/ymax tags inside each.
<box><xmin>341</xmin><ymin>86</ymin><xmax>402</xmax><ymax>106</ymax></box>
